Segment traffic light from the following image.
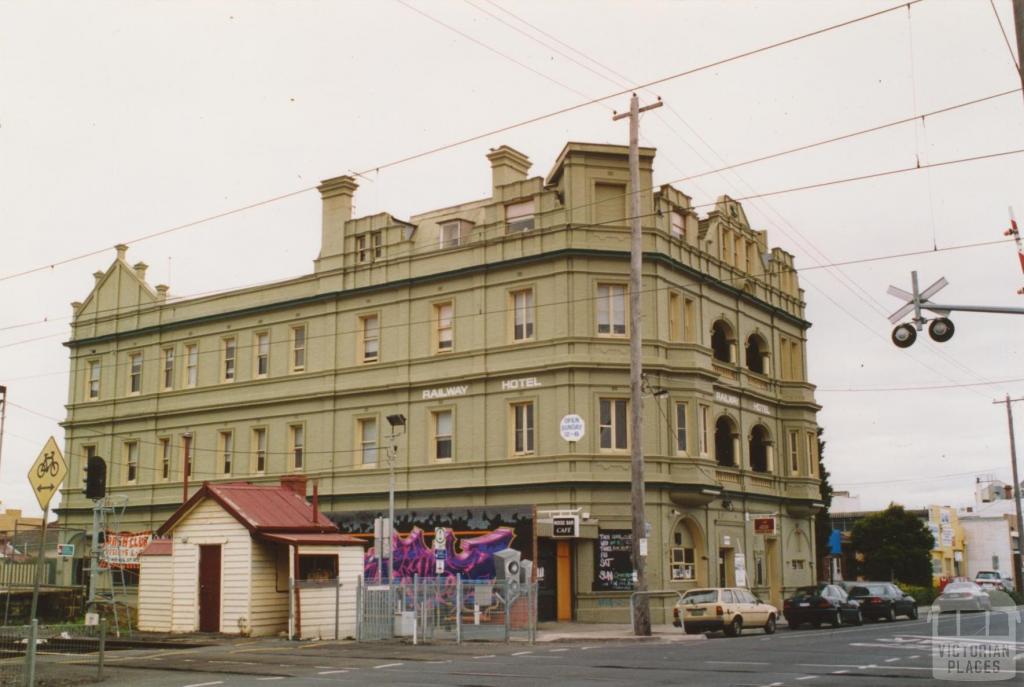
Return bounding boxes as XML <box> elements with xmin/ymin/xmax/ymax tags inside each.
<box><xmin>85</xmin><ymin>455</ymin><xmax>106</xmax><ymax>499</ymax></box>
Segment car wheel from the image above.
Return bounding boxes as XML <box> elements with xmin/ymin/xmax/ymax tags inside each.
<box><xmin>725</xmin><ymin>616</ymin><xmax>743</xmax><ymax>637</ymax></box>
<box><xmin>811</xmin><ymin>620</ymin><xmax>821</xmax><ymax>629</ymax></box>
<box><xmin>885</xmin><ymin>606</ymin><xmax>895</xmax><ymax>622</ymax></box>
<box><xmin>853</xmin><ymin>610</ymin><xmax>863</xmax><ymax>626</ymax></box>
<box><xmin>763</xmin><ymin>614</ymin><xmax>776</xmax><ymax>635</ymax></box>
<box><xmin>832</xmin><ymin>611</ymin><xmax>843</xmax><ymax>628</ymax></box>
<box><xmin>786</xmin><ymin>618</ymin><xmax>800</xmax><ymax>630</ymax></box>
<box><xmin>908</xmin><ymin>606</ymin><xmax>918</xmax><ymax>620</ymax></box>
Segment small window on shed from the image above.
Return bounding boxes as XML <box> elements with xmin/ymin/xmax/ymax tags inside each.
<box><xmin>298</xmin><ymin>554</ymin><xmax>338</xmax><ymax>581</ymax></box>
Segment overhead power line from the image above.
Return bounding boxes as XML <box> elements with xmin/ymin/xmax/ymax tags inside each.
<box><xmin>0</xmin><ymin>0</ymin><xmax>921</xmax><ymax>285</ymax></box>
<box><xmin>818</xmin><ymin>377</ymin><xmax>1024</xmax><ymax>393</ymax></box>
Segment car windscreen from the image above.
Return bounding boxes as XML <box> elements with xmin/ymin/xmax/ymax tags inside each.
<box><xmin>793</xmin><ymin>586</ymin><xmax>824</xmax><ymax>597</ymax></box>
<box><xmin>680</xmin><ymin>590</ymin><xmax>718</xmax><ymax>604</ymax></box>
<box><xmin>945</xmin><ymin>583</ymin><xmax>978</xmax><ymax>592</ymax></box>
<box><xmin>848</xmin><ymin>584</ymin><xmax>887</xmax><ymax>596</ymax></box>
<box><xmin>975</xmin><ymin>572</ymin><xmax>999</xmax><ymax>580</ymax></box>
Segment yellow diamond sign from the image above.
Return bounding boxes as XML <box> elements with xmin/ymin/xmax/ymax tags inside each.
<box><xmin>28</xmin><ymin>436</ymin><xmax>67</xmax><ymax>511</ymax></box>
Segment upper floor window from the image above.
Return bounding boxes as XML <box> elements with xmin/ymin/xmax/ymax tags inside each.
<box><xmin>749</xmin><ymin>425</ymin><xmax>771</xmax><ymax>473</ymax></box>
<box><xmin>715</xmin><ymin>415</ymin><xmax>738</xmax><ymax>467</ymax></box>
<box><xmin>506</xmin><ymin>200</ymin><xmax>535</xmax><ymax>233</ymax></box>
<box><xmin>789</xmin><ymin>430</ymin><xmax>800</xmax><ymax>474</ymax></box>
<box><xmin>291</xmin><ymin>325</ymin><xmax>306</xmax><ymax>372</ymax></box>
<box><xmin>356</xmin><ymin>234</ymin><xmax>368</xmax><ymax>262</ymax></box>
<box><xmin>159</xmin><ymin>437</ymin><xmax>170</xmax><ymax>481</ymax></box>
<box><xmin>746</xmin><ymin>333</ymin><xmax>770</xmax><ymax>375</ymax></box>
<box><xmin>670</xmin><ymin>210</ymin><xmax>684</xmax><ymax>239</ymax></box>
<box><xmin>807</xmin><ymin>431</ymin><xmax>818</xmax><ymax>477</ymax></box>
<box><xmin>222</xmin><ymin>337</ymin><xmax>236</xmax><ymax>382</ymax></box>
<box><xmin>433</xmin><ymin>410</ymin><xmax>453</xmax><ymax>461</ymax></box>
<box><xmin>359</xmin><ymin>418</ymin><xmax>378</xmax><ymax>465</ymax></box>
<box><xmin>699</xmin><ymin>404</ymin><xmax>710</xmax><ymax>456</ymax></box>
<box><xmin>435</xmin><ymin>302</ymin><xmax>454</xmax><ymax>353</ymax></box>
<box><xmin>161</xmin><ymin>348</ymin><xmax>174</xmax><ymax>391</ymax></box>
<box><xmin>255</xmin><ymin>332</ymin><xmax>270</xmax><ymax>378</ymax></box>
<box><xmin>439</xmin><ymin>221</ymin><xmax>462</xmax><ymax>249</ymax></box>
<box><xmin>669</xmin><ymin>292</ymin><xmax>682</xmax><ymax>342</ymax></box>
<box><xmin>711</xmin><ymin>320</ymin><xmax>735</xmax><ymax>363</ymax></box>
<box><xmin>124</xmin><ymin>441</ymin><xmax>138</xmax><ymax>484</ymax></box>
<box><xmin>594</xmin><ymin>182</ymin><xmax>626</xmax><ymax>226</ymax></box>
<box><xmin>597</xmin><ymin>284</ymin><xmax>626</xmax><ymax>336</ymax></box>
<box><xmin>361</xmin><ymin>314</ymin><xmax>380</xmax><ymax>363</ymax></box>
<box><xmin>253</xmin><ymin>427</ymin><xmax>267</xmax><ymax>474</ymax></box>
<box><xmin>128</xmin><ymin>352</ymin><xmax>142</xmax><ymax>395</ymax></box>
<box><xmin>219</xmin><ymin>431</ymin><xmax>233</xmax><ymax>475</ymax></box>
<box><xmin>779</xmin><ymin>335</ymin><xmax>803</xmax><ymax>381</ymax></box>
<box><xmin>87</xmin><ymin>360</ymin><xmax>101</xmax><ymax>400</ymax></box>
<box><xmin>511</xmin><ymin>401</ymin><xmax>535</xmax><ymax>455</ymax></box>
<box><xmin>290</xmin><ymin>424</ymin><xmax>305</xmax><ymax>470</ymax></box>
<box><xmin>511</xmin><ymin>289</ymin><xmax>534</xmax><ymax>342</ymax></box>
<box><xmin>675</xmin><ymin>402</ymin><xmax>688</xmax><ymax>453</ymax></box>
<box><xmin>599</xmin><ymin>398</ymin><xmax>628</xmax><ymax>450</ymax></box>
<box><xmin>184</xmin><ymin>344</ymin><xmax>198</xmax><ymax>388</ymax></box>
<box><xmin>182</xmin><ymin>433</ymin><xmax>193</xmax><ymax>479</ymax></box>
<box><xmin>373</xmin><ymin>231</ymin><xmax>383</xmax><ymax>259</ymax></box>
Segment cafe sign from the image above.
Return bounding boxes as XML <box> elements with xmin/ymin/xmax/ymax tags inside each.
<box><xmin>753</xmin><ymin>517</ymin><xmax>776</xmax><ymax>535</ymax></box>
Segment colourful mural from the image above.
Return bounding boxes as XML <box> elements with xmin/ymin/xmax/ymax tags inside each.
<box><xmin>365</xmin><ymin>526</ymin><xmax>516</xmax><ymax>582</ymax></box>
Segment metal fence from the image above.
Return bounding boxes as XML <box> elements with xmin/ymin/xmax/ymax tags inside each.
<box><xmin>357</xmin><ymin>576</ymin><xmax>536</xmax><ymax>644</ymax></box>
<box><xmin>0</xmin><ymin>620</ymin><xmax>106</xmax><ymax>686</ymax></box>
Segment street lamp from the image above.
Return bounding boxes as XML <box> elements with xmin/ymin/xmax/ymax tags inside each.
<box><xmin>385</xmin><ymin>414</ymin><xmax>406</xmax><ymax>585</ymax></box>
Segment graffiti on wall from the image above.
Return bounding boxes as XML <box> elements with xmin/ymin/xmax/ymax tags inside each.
<box><xmin>365</xmin><ymin>526</ymin><xmax>515</xmax><ymax>582</ymax></box>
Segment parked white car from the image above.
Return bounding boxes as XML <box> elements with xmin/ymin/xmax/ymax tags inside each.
<box><xmin>934</xmin><ymin>581</ymin><xmax>992</xmax><ymax>613</ymax></box>
<box><xmin>973</xmin><ymin>570</ymin><xmax>1010</xmax><ymax>591</ymax></box>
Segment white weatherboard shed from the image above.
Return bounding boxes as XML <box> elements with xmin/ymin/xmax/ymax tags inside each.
<box><xmin>138</xmin><ymin>476</ymin><xmax>365</xmax><ymax>639</ymax></box>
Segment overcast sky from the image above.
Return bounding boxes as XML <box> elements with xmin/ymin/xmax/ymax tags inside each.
<box><xmin>1</xmin><ymin>0</ymin><xmax>1022</xmax><ymax>518</ymax></box>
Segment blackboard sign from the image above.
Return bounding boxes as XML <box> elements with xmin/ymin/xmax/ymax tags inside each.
<box><xmin>593</xmin><ymin>529</ymin><xmax>634</xmax><ymax>591</ymax></box>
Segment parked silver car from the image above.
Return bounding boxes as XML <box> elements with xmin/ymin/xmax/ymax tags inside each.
<box><xmin>934</xmin><ymin>581</ymin><xmax>992</xmax><ymax>613</ymax></box>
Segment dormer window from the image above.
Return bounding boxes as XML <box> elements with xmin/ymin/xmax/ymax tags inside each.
<box><xmin>439</xmin><ymin>221</ymin><xmax>465</xmax><ymax>249</ymax></box>
<box><xmin>506</xmin><ymin>200</ymin><xmax>535</xmax><ymax>233</ymax></box>
<box><xmin>670</xmin><ymin>211</ymin><xmax>684</xmax><ymax>239</ymax></box>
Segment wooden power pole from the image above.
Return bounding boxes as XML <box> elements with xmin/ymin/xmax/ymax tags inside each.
<box><xmin>613</xmin><ymin>93</ymin><xmax>661</xmax><ymax>636</ymax></box>
<box><xmin>994</xmin><ymin>395</ymin><xmax>1024</xmax><ymax>594</ymax></box>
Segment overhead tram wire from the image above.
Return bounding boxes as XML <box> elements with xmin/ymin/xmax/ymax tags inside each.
<box><xmin>0</xmin><ymin>0</ymin><xmax>923</xmax><ymax>285</ymax></box>
<box><xmin>818</xmin><ymin>377</ymin><xmax>1024</xmax><ymax>393</ymax></box>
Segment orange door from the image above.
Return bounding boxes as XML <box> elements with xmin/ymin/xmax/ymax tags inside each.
<box><xmin>556</xmin><ymin>540</ymin><xmax>572</xmax><ymax>621</ymax></box>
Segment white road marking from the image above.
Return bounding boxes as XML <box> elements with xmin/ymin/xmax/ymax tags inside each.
<box><xmin>707</xmin><ymin>661</ymin><xmax>770</xmax><ymax>665</ymax></box>
<box><xmin>512</xmin><ymin>651</ymin><xmax>533</xmax><ymax>656</ymax></box>
<box><xmin>849</xmin><ymin>642</ymin><xmax>927</xmax><ymax>650</ymax></box>
<box><xmin>318</xmin><ymin>670</ymin><xmax>348</xmax><ymax>675</ymax></box>
<box><xmin>885</xmin><ymin>658</ymin><xmax>900</xmax><ymax>663</ymax></box>
<box><xmin>473</xmin><ymin>654</ymin><xmax>496</xmax><ymax>659</ymax></box>
<box><xmin>580</xmin><ymin>646</ymin><xmax>597</xmax><ymax>650</ymax></box>
<box><xmin>256</xmin><ymin>679</ymin><xmax>284</xmax><ymax>682</ymax></box>
<box><xmin>833</xmin><ymin>669</ymin><xmax>849</xmax><ymax>674</ymax></box>
<box><xmin>796</xmin><ymin>677</ymin><xmax>817</xmax><ymax>681</ymax></box>
<box><xmin>182</xmin><ymin>682</ymin><xmax>223</xmax><ymax>687</ymax></box>
<box><xmin>802</xmin><ymin>663</ymin><xmax>935</xmax><ymax>673</ymax></box>
<box><xmin>550</xmin><ymin>648</ymin><xmax>568</xmax><ymax>652</ymax></box>
<box><xmin>208</xmin><ymin>660</ymin><xmax>258</xmax><ymax>666</ymax></box>
<box><xmin>910</xmin><ymin>655</ymin><xmax>921</xmax><ymax>659</ymax></box>
<box><xmin>374</xmin><ymin>663</ymin><xmax>403</xmax><ymax>669</ymax></box>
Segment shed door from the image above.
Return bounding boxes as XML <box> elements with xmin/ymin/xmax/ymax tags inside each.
<box><xmin>198</xmin><ymin>545</ymin><xmax>222</xmax><ymax>632</ymax></box>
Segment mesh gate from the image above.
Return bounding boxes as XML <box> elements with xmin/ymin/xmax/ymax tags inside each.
<box><xmin>356</xmin><ymin>579</ymin><xmax>396</xmax><ymax>641</ymax></box>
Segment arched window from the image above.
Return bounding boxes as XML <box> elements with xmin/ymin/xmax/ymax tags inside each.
<box><xmin>746</xmin><ymin>333</ymin><xmax>770</xmax><ymax>375</ymax></box>
<box><xmin>715</xmin><ymin>416</ymin><xmax>738</xmax><ymax>467</ymax></box>
<box><xmin>711</xmin><ymin>320</ymin><xmax>735</xmax><ymax>363</ymax></box>
<box><xmin>670</xmin><ymin>522</ymin><xmax>696</xmax><ymax>581</ymax></box>
<box><xmin>749</xmin><ymin>425</ymin><xmax>772</xmax><ymax>473</ymax></box>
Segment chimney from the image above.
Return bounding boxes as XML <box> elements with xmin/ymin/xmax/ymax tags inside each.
<box><xmin>93</xmin><ymin>271</ymin><xmax>105</xmax><ymax>286</ymax></box>
<box><xmin>311</xmin><ymin>482</ymin><xmax>319</xmax><ymax>524</ymax></box>
<box><xmin>133</xmin><ymin>261</ymin><xmax>148</xmax><ymax>281</ymax></box>
<box><xmin>280</xmin><ymin>474</ymin><xmax>308</xmax><ymax>498</ymax></box>
<box><xmin>155</xmin><ymin>284</ymin><xmax>169</xmax><ymax>301</ymax></box>
<box><xmin>486</xmin><ymin>146</ymin><xmax>531</xmax><ymax>194</ymax></box>
<box><xmin>317</xmin><ymin>175</ymin><xmax>359</xmax><ymax>259</ymax></box>
<box><xmin>1005</xmin><ymin>485</ymin><xmax>1013</xmax><ymax>499</ymax></box>
<box><xmin>115</xmin><ymin>244</ymin><xmax>128</xmax><ymax>261</ymax></box>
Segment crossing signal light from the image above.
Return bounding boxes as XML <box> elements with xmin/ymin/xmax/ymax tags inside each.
<box><xmin>85</xmin><ymin>455</ymin><xmax>106</xmax><ymax>499</ymax></box>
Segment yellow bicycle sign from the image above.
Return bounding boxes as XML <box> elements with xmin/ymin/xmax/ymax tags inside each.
<box><xmin>28</xmin><ymin>436</ymin><xmax>67</xmax><ymax>510</ymax></box>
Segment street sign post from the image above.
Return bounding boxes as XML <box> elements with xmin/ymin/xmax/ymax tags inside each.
<box><xmin>27</xmin><ymin>436</ymin><xmax>67</xmax><ymax>620</ymax></box>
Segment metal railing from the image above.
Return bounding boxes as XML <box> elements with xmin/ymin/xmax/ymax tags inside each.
<box><xmin>0</xmin><ymin>619</ymin><xmax>106</xmax><ymax>687</ymax></box>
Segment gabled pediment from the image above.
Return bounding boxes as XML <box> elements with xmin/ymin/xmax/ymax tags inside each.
<box><xmin>73</xmin><ymin>245</ymin><xmax>159</xmax><ymax>322</ymax></box>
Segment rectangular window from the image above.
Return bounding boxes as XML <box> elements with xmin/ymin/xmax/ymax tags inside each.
<box><xmin>669</xmin><ymin>292</ymin><xmax>681</xmax><ymax>342</ymax></box>
<box><xmin>439</xmin><ymin>221</ymin><xmax>461</xmax><ymax>249</ymax></box>
<box><xmin>671</xmin><ymin>546</ymin><xmax>695</xmax><ymax>580</ymax></box>
<box><xmin>433</xmin><ymin>410</ymin><xmax>453</xmax><ymax>460</ymax></box>
<box><xmin>721</xmin><ymin>230</ymin><xmax>732</xmax><ymax>264</ymax></box>
<box><xmin>183</xmin><ymin>434</ymin><xmax>193</xmax><ymax>478</ymax></box>
<box><xmin>684</xmin><ymin>298</ymin><xmax>695</xmax><ymax>343</ymax></box>
<box><xmin>184</xmin><ymin>344</ymin><xmax>198</xmax><ymax>388</ymax></box>
<box><xmin>372</xmin><ymin>231</ymin><xmax>382</xmax><ymax>259</ymax></box>
<box><xmin>298</xmin><ymin>554</ymin><xmax>338</xmax><ymax>581</ymax></box>
<box><xmin>87</xmin><ymin>360</ymin><xmax>101</xmax><ymax>399</ymax></box>
<box><xmin>512</xmin><ymin>402</ymin><xmax>535</xmax><ymax>455</ymax></box>
<box><xmin>807</xmin><ymin>432</ymin><xmax>817</xmax><ymax>477</ymax></box>
<box><xmin>219</xmin><ymin>431</ymin><xmax>233</xmax><ymax>475</ymax></box>
<box><xmin>670</xmin><ymin>210</ymin><xmax>684</xmax><ymax>239</ymax></box>
<box><xmin>506</xmin><ymin>200</ymin><xmax>535</xmax><ymax>233</ymax></box>
<box><xmin>597</xmin><ymin>284</ymin><xmax>626</xmax><ymax>335</ymax></box>
<box><xmin>746</xmin><ymin>240</ymin><xmax>756</xmax><ymax>274</ymax></box>
<box><xmin>255</xmin><ymin>333</ymin><xmax>269</xmax><ymax>378</ymax></box>
<box><xmin>789</xmin><ymin>430</ymin><xmax>800</xmax><ymax>474</ymax></box>
<box><xmin>699</xmin><ymin>405</ymin><xmax>710</xmax><ymax>456</ymax></box>
<box><xmin>511</xmin><ymin>289</ymin><xmax>534</xmax><ymax>341</ymax></box>
<box><xmin>360</xmin><ymin>418</ymin><xmax>377</xmax><ymax>465</ymax></box>
<box><xmin>356</xmin><ymin>234</ymin><xmax>368</xmax><ymax>263</ymax></box>
<box><xmin>675</xmin><ymin>402</ymin><xmax>688</xmax><ymax>453</ymax></box>
<box><xmin>435</xmin><ymin>302</ymin><xmax>454</xmax><ymax>352</ymax></box>
<box><xmin>253</xmin><ymin>428</ymin><xmax>267</xmax><ymax>474</ymax></box>
<box><xmin>361</xmin><ymin>314</ymin><xmax>379</xmax><ymax>363</ymax></box>
<box><xmin>594</xmin><ymin>182</ymin><xmax>625</xmax><ymax>226</ymax></box>
<box><xmin>291</xmin><ymin>325</ymin><xmax>306</xmax><ymax>372</ymax></box>
<box><xmin>599</xmin><ymin>398</ymin><xmax>628</xmax><ymax>450</ymax></box>
<box><xmin>128</xmin><ymin>352</ymin><xmax>142</xmax><ymax>394</ymax></box>
<box><xmin>162</xmin><ymin>348</ymin><xmax>174</xmax><ymax>390</ymax></box>
<box><xmin>124</xmin><ymin>441</ymin><xmax>138</xmax><ymax>484</ymax></box>
<box><xmin>159</xmin><ymin>438</ymin><xmax>170</xmax><ymax>481</ymax></box>
<box><xmin>290</xmin><ymin>424</ymin><xmax>304</xmax><ymax>470</ymax></box>
<box><xmin>223</xmin><ymin>337</ymin><xmax>236</xmax><ymax>382</ymax></box>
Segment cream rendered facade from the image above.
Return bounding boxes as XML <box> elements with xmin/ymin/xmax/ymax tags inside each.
<box><xmin>59</xmin><ymin>142</ymin><xmax>822</xmax><ymax>623</ymax></box>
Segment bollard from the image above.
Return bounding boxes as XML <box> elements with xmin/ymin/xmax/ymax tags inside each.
<box><xmin>24</xmin><ymin>618</ymin><xmax>38</xmax><ymax>687</ymax></box>
<box><xmin>98</xmin><ymin>618</ymin><xmax>106</xmax><ymax>680</ymax></box>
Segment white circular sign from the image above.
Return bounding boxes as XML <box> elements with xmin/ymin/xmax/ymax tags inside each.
<box><xmin>559</xmin><ymin>414</ymin><xmax>585</xmax><ymax>442</ymax></box>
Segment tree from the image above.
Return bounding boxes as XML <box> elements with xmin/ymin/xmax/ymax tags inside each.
<box><xmin>850</xmin><ymin>504</ymin><xmax>934</xmax><ymax>586</ymax></box>
<box><xmin>813</xmin><ymin>427</ymin><xmax>833</xmax><ymax>573</ymax></box>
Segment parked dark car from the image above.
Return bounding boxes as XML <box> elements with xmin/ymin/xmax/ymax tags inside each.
<box><xmin>783</xmin><ymin>583</ymin><xmax>862</xmax><ymax>629</ymax></box>
<box><xmin>844</xmin><ymin>582</ymin><xmax>918</xmax><ymax>621</ymax></box>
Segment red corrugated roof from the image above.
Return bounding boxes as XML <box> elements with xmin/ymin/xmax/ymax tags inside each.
<box><xmin>256</xmin><ymin>532</ymin><xmax>366</xmax><ymax>546</ymax></box>
<box><xmin>156</xmin><ymin>481</ymin><xmax>339</xmax><ymax>537</ymax></box>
